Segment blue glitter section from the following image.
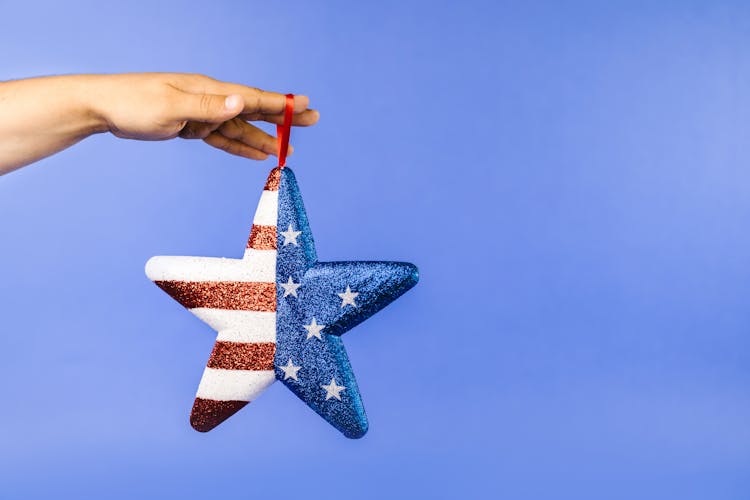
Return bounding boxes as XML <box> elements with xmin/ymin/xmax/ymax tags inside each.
<box><xmin>273</xmin><ymin>168</ymin><xmax>419</xmax><ymax>439</ymax></box>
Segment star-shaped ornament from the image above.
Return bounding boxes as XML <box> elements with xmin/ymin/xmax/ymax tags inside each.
<box><xmin>145</xmin><ymin>167</ymin><xmax>418</xmax><ymax>438</ymax></box>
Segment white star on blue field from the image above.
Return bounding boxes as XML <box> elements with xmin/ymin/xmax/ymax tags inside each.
<box><xmin>273</xmin><ymin>167</ymin><xmax>418</xmax><ymax>438</ymax></box>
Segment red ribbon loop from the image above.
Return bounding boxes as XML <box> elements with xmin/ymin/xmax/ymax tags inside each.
<box><xmin>277</xmin><ymin>93</ymin><xmax>295</xmax><ymax>168</ymax></box>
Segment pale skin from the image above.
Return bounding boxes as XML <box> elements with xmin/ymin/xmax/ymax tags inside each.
<box><xmin>0</xmin><ymin>73</ymin><xmax>320</xmax><ymax>175</ymax></box>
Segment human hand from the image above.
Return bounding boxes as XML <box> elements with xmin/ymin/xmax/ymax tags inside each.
<box><xmin>89</xmin><ymin>73</ymin><xmax>319</xmax><ymax>160</ymax></box>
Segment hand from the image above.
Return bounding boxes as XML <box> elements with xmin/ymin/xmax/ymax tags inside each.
<box><xmin>0</xmin><ymin>73</ymin><xmax>318</xmax><ymax>174</ymax></box>
<box><xmin>92</xmin><ymin>73</ymin><xmax>319</xmax><ymax>160</ymax></box>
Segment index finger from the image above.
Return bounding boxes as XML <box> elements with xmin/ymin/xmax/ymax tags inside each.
<box><xmin>172</xmin><ymin>74</ymin><xmax>310</xmax><ymax>115</ymax></box>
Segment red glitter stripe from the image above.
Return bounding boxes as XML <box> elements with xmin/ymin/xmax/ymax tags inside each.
<box><xmin>206</xmin><ymin>341</ymin><xmax>276</xmax><ymax>371</ymax></box>
<box><xmin>154</xmin><ymin>281</ymin><xmax>276</xmax><ymax>311</ymax></box>
<box><xmin>246</xmin><ymin>224</ymin><xmax>277</xmax><ymax>250</ymax></box>
<box><xmin>264</xmin><ymin>167</ymin><xmax>281</xmax><ymax>191</ymax></box>
<box><xmin>190</xmin><ymin>398</ymin><xmax>249</xmax><ymax>432</ymax></box>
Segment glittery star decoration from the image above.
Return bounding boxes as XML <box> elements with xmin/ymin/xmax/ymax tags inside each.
<box><xmin>145</xmin><ymin>167</ymin><xmax>418</xmax><ymax>438</ymax></box>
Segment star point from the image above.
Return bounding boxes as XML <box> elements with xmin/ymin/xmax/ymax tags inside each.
<box><xmin>280</xmin><ymin>223</ymin><xmax>302</xmax><ymax>246</ymax></box>
<box><xmin>304</xmin><ymin>317</ymin><xmax>325</xmax><ymax>340</ymax></box>
<box><xmin>280</xmin><ymin>276</ymin><xmax>301</xmax><ymax>297</ymax></box>
<box><xmin>338</xmin><ymin>285</ymin><xmax>359</xmax><ymax>308</ymax></box>
<box><xmin>279</xmin><ymin>358</ymin><xmax>301</xmax><ymax>381</ymax></box>
<box><xmin>321</xmin><ymin>378</ymin><xmax>346</xmax><ymax>401</ymax></box>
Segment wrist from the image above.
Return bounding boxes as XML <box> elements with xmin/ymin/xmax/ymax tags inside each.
<box><xmin>69</xmin><ymin>74</ymin><xmax>113</xmax><ymax>136</ymax></box>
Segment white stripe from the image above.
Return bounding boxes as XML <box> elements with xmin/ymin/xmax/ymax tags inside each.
<box><xmin>196</xmin><ymin>368</ymin><xmax>276</xmax><ymax>401</ymax></box>
<box><xmin>239</xmin><ymin>249</ymin><xmax>277</xmax><ymax>274</ymax></box>
<box><xmin>189</xmin><ymin>309</ymin><xmax>276</xmax><ymax>343</ymax></box>
<box><xmin>243</xmin><ymin>247</ymin><xmax>274</xmax><ymax>260</ymax></box>
<box><xmin>145</xmin><ymin>252</ymin><xmax>276</xmax><ymax>282</ymax></box>
<box><xmin>252</xmin><ymin>190</ymin><xmax>278</xmax><ymax>226</ymax></box>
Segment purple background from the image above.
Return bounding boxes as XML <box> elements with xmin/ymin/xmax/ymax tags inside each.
<box><xmin>1</xmin><ymin>1</ymin><xmax>749</xmax><ymax>498</ymax></box>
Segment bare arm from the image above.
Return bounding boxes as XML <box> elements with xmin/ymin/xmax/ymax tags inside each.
<box><xmin>0</xmin><ymin>73</ymin><xmax>319</xmax><ymax>175</ymax></box>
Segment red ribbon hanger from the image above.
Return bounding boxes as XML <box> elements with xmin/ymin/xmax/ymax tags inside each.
<box><xmin>277</xmin><ymin>93</ymin><xmax>295</xmax><ymax>168</ymax></box>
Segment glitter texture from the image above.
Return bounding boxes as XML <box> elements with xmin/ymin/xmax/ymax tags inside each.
<box><xmin>190</xmin><ymin>399</ymin><xmax>249</xmax><ymax>432</ymax></box>
<box><xmin>154</xmin><ymin>280</ymin><xmax>276</xmax><ymax>311</ymax></box>
<box><xmin>247</xmin><ymin>224</ymin><xmax>277</xmax><ymax>250</ymax></box>
<box><xmin>206</xmin><ymin>341</ymin><xmax>276</xmax><ymax>370</ymax></box>
<box><xmin>264</xmin><ymin>167</ymin><xmax>281</xmax><ymax>191</ymax></box>
<box><xmin>273</xmin><ymin>168</ymin><xmax>419</xmax><ymax>439</ymax></box>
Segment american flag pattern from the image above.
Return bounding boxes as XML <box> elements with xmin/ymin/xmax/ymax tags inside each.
<box><xmin>146</xmin><ymin>167</ymin><xmax>418</xmax><ymax>438</ymax></box>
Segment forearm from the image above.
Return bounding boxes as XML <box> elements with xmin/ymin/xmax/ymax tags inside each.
<box><xmin>0</xmin><ymin>75</ymin><xmax>107</xmax><ymax>174</ymax></box>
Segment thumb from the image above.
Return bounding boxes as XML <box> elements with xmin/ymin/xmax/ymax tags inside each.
<box><xmin>173</xmin><ymin>92</ymin><xmax>244</xmax><ymax>123</ymax></box>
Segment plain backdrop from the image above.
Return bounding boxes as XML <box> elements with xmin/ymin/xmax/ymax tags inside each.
<box><xmin>1</xmin><ymin>1</ymin><xmax>750</xmax><ymax>498</ymax></box>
